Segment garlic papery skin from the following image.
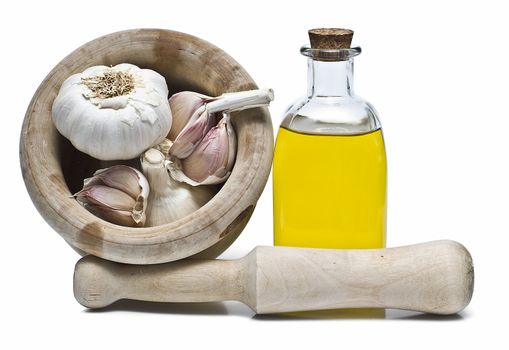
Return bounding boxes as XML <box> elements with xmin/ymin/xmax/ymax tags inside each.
<box><xmin>168</xmin><ymin>91</ymin><xmax>213</xmax><ymax>140</ymax></box>
<box><xmin>168</xmin><ymin>114</ymin><xmax>237</xmax><ymax>186</ymax></box>
<box><xmin>141</xmin><ymin>148</ymin><xmax>215</xmax><ymax>226</ymax></box>
<box><xmin>74</xmin><ymin>165</ymin><xmax>150</xmax><ymax>227</ymax></box>
<box><xmin>169</xmin><ymin>105</ymin><xmax>215</xmax><ymax>159</ymax></box>
<box><xmin>52</xmin><ymin>63</ymin><xmax>172</xmax><ymax>160</ymax></box>
<box><xmin>154</xmin><ymin>138</ymin><xmax>172</xmax><ymax>157</ymax></box>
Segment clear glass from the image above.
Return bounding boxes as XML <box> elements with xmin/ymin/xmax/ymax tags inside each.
<box><xmin>280</xmin><ymin>46</ymin><xmax>381</xmax><ymax>135</ymax></box>
<box><xmin>273</xmin><ymin>46</ymin><xmax>387</xmax><ymax>249</ymax></box>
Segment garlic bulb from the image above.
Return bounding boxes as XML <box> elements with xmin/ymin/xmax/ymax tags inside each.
<box><xmin>166</xmin><ymin>88</ymin><xmax>274</xmax><ymax>186</ymax></box>
<box><xmin>167</xmin><ymin>89</ymin><xmax>273</xmax><ymax>159</ymax></box>
<box><xmin>52</xmin><ymin>63</ymin><xmax>172</xmax><ymax>160</ymax></box>
<box><xmin>141</xmin><ymin>148</ymin><xmax>215</xmax><ymax>226</ymax></box>
<box><xmin>168</xmin><ymin>115</ymin><xmax>236</xmax><ymax>186</ymax></box>
<box><xmin>74</xmin><ymin>165</ymin><xmax>149</xmax><ymax>227</ymax></box>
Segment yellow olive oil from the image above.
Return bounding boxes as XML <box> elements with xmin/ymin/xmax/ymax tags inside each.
<box><xmin>273</xmin><ymin>127</ymin><xmax>387</xmax><ymax>249</ymax></box>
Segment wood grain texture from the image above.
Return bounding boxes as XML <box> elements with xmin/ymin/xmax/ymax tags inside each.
<box><xmin>19</xmin><ymin>29</ymin><xmax>273</xmax><ymax>264</ymax></box>
<box><xmin>74</xmin><ymin>240</ymin><xmax>474</xmax><ymax>315</ymax></box>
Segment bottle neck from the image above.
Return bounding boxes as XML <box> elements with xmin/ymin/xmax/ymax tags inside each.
<box><xmin>307</xmin><ymin>59</ymin><xmax>354</xmax><ymax>97</ymax></box>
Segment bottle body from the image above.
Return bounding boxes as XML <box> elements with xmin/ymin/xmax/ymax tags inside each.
<box><xmin>273</xmin><ymin>127</ymin><xmax>386</xmax><ymax>248</ymax></box>
<box><xmin>273</xmin><ymin>46</ymin><xmax>387</xmax><ymax>249</ymax></box>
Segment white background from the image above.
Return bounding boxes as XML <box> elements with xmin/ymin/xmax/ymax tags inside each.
<box><xmin>2</xmin><ymin>0</ymin><xmax>508</xmax><ymax>348</ymax></box>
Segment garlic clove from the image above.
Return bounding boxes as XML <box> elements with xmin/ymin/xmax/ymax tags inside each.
<box><xmin>183</xmin><ymin>121</ymin><xmax>229</xmax><ymax>182</ymax></box>
<box><xmin>75</xmin><ymin>165</ymin><xmax>150</xmax><ymax>227</ymax></box>
<box><xmin>85</xmin><ymin>204</ymin><xmax>143</xmax><ymax>228</ymax></box>
<box><xmin>166</xmin><ymin>157</ymin><xmax>197</xmax><ymax>185</ymax></box>
<box><xmin>169</xmin><ymin>106</ymin><xmax>215</xmax><ymax>159</ymax></box>
<box><xmin>168</xmin><ymin>115</ymin><xmax>237</xmax><ymax>186</ymax></box>
<box><xmin>85</xmin><ymin>165</ymin><xmax>145</xmax><ymax>199</ymax></box>
<box><xmin>168</xmin><ymin>91</ymin><xmax>211</xmax><ymax>140</ymax></box>
<box><xmin>75</xmin><ymin>185</ymin><xmax>136</xmax><ymax>211</ymax></box>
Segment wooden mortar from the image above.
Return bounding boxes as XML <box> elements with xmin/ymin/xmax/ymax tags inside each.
<box><xmin>19</xmin><ymin>29</ymin><xmax>274</xmax><ymax>264</ymax></box>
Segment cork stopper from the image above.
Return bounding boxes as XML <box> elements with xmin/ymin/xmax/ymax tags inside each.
<box><xmin>308</xmin><ymin>28</ymin><xmax>354</xmax><ymax>50</ymax></box>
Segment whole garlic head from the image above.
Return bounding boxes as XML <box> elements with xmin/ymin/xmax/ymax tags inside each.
<box><xmin>52</xmin><ymin>63</ymin><xmax>172</xmax><ymax>160</ymax></box>
<box><xmin>141</xmin><ymin>148</ymin><xmax>215</xmax><ymax>226</ymax></box>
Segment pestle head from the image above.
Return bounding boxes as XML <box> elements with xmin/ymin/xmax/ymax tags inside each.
<box><xmin>74</xmin><ymin>255</ymin><xmax>120</xmax><ymax>308</ymax></box>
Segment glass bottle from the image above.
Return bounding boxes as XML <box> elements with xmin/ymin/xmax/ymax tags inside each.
<box><xmin>273</xmin><ymin>28</ymin><xmax>387</xmax><ymax>249</ymax></box>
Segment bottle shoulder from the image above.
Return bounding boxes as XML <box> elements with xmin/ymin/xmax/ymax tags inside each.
<box><xmin>281</xmin><ymin>95</ymin><xmax>381</xmax><ymax>135</ymax></box>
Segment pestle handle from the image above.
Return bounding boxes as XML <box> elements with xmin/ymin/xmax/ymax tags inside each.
<box><xmin>73</xmin><ymin>257</ymin><xmax>245</xmax><ymax>309</ymax></box>
<box><xmin>74</xmin><ymin>240</ymin><xmax>474</xmax><ymax>314</ymax></box>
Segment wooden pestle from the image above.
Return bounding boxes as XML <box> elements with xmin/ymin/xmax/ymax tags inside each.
<box><xmin>74</xmin><ymin>240</ymin><xmax>474</xmax><ymax>314</ymax></box>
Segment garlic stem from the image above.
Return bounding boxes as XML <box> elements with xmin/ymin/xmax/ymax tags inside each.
<box><xmin>205</xmin><ymin>89</ymin><xmax>274</xmax><ymax>114</ymax></box>
<box><xmin>144</xmin><ymin>148</ymin><xmax>166</xmax><ymax>165</ymax></box>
